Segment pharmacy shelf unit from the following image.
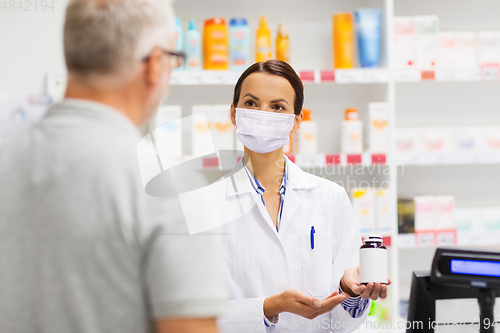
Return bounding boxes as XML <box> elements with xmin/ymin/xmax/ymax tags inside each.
<box><xmin>393</xmin><ymin>0</ymin><xmax>500</xmax><ymax>312</ymax></box>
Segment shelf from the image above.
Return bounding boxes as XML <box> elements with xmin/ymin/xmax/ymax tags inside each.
<box><xmin>396</xmin><ymin>151</ymin><xmax>500</xmax><ymax>166</ymax></box>
<box><xmin>170</xmin><ymin>70</ymin><xmax>241</xmax><ymax>85</ymax></box>
<box><xmin>169</xmin><ymin>69</ymin><xmax>391</xmax><ymax>85</ymax></box>
<box><xmin>397</xmin><ymin>231</ymin><xmax>500</xmax><ymax>249</ymax></box>
<box><xmin>394</xmin><ymin>68</ymin><xmax>499</xmax><ymax>83</ymax></box>
<box><xmin>290</xmin><ymin>153</ymin><xmax>388</xmax><ymax>167</ymax></box>
<box><xmin>177</xmin><ymin>153</ymin><xmax>388</xmax><ymax>170</ymax></box>
<box><xmin>299</xmin><ymin>69</ymin><xmax>390</xmax><ymax>84</ymax></box>
<box><xmin>167</xmin><ymin>68</ymin><xmax>500</xmax><ymax>86</ymax></box>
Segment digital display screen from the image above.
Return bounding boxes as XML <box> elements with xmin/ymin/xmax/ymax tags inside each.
<box><xmin>450</xmin><ymin>259</ymin><xmax>500</xmax><ymax>277</ymax></box>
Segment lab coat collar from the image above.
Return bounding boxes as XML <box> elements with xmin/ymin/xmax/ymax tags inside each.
<box><xmin>225</xmin><ymin>158</ymin><xmax>255</xmax><ymax>198</ymax></box>
<box><xmin>226</xmin><ymin>154</ymin><xmax>320</xmax><ymax>198</ymax></box>
<box><xmin>225</xmin><ymin>155</ymin><xmax>320</xmax><ymax>198</ymax></box>
<box><xmin>284</xmin><ymin>155</ymin><xmax>321</xmax><ymax>190</ymax></box>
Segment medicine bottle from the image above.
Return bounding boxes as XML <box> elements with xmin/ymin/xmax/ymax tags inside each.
<box><xmin>359</xmin><ymin>235</ymin><xmax>388</xmax><ymax>285</ymax></box>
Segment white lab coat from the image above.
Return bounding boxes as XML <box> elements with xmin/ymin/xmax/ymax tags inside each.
<box><xmin>210</xmin><ymin>156</ymin><xmax>370</xmax><ymax>333</ymax></box>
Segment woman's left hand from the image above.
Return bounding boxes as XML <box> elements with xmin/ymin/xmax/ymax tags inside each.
<box><xmin>340</xmin><ymin>266</ymin><xmax>391</xmax><ymax>300</ymax></box>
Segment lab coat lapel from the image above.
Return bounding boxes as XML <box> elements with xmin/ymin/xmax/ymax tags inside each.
<box><xmin>254</xmin><ymin>194</ymin><xmax>282</xmax><ymax>235</ymax></box>
<box><xmin>278</xmin><ymin>187</ymin><xmax>300</xmax><ymax>237</ymax></box>
<box><xmin>278</xmin><ymin>156</ymin><xmax>320</xmax><ymax>236</ymax></box>
<box><xmin>226</xmin><ymin>159</ymin><xmax>283</xmax><ymax>237</ymax></box>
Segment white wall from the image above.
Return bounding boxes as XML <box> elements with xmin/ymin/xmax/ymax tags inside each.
<box><xmin>0</xmin><ymin>1</ymin><xmax>69</xmax><ymax>95</ymax></box>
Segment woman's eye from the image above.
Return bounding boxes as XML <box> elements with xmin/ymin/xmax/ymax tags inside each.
<box><xmin>245</xmin><ymin>100</ymin><xmax>257</xmax><ymax>107</ymax></box>
<box><xmin>273</xmin><ymin>105</ymin><xmax>285</xmax><ymax>111</ymax></box>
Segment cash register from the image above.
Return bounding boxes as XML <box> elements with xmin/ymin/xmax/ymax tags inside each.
<box><xmin>407</xmin><ymin>247</ymin><xmax>500</xmax><ymax>333</ymax></box>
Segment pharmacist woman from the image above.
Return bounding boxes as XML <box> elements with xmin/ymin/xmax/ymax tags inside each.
<box><xmin>209</xmin><ymin>60</ymin><xmax>390</xmax><ymax>333</ymax></box>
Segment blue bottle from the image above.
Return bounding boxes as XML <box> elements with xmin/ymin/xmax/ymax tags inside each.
<box><xmin>229</xmin><ymin>18</ymin><xmax>250</xmax><ymax>72</ymax></box>
<box><xmin>184</xmin><ymin>19</ymin><xmax>202</xmax><ymax>70</ymax></box>
<box><xmin>174</xmin><ymin>17</ymin><xmax>184</xmax><ymax>70</ymax></box>
<box><xmin>355</xmin><ymin>9</ymin><xmax>382</xmax><ymax>68</ymax></box>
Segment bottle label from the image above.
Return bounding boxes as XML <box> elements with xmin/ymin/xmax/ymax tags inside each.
<box><xmin>359</xmin><ymin>248</ymin><xmax>388</xmax><ymax>284</ymax></box>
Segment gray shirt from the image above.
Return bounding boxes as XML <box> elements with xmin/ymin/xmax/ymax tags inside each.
<box><xmin>0</xmin><ymin>99</ymin><xmax>228</xmax><ymax>333</ymax></box>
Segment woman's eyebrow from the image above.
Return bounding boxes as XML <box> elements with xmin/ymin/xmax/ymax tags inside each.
<box><xmin>270</xmin><ymin>98</ymin><xmax>289</xmax><ymax>105</ymax></box>
<box><xmin>243</xmin><ymin>93</ymin><xmax>259</xmax><ymax>100</ymax></box>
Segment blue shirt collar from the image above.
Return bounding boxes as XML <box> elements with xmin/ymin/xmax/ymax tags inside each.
<box><xmin>242</xmin><ymin>156</ymin><xmax>288</xmax><ymax>195</ymax></box>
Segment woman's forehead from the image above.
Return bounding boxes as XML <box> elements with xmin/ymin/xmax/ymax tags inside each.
<box><xmin>240</xmin><ymin>72</ymin><xmax>295</xmax><ymax>101</ymax></box>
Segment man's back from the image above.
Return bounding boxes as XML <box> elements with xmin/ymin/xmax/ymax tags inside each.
<box><xmin>0</xmin><ymin>99</ymin><xmax>227</xmax><ymax>333</ymax></box>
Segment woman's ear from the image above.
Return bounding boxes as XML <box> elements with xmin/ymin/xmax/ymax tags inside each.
<box><xmin>290</xmin><ymin>110</ymin><xmax>303</xmax><ymax>134</ymax></box>
<box><xmin>230</xmin><ymin>104</ymin><xmax>237</xmax><ymax>127</ymax></box>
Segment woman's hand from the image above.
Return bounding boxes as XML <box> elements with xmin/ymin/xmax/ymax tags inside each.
<box><xmin>340</xmin><ymin>266</ymin><xmax>392</xmax><ymax>300</ymax></box>
<box><xmin>264</xmin><ymin>289</ymin><xmax>349</xmax><ymax>320</ymax></box>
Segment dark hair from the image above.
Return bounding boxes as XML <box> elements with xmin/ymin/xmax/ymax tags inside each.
<box><xmin>232</xmin><ymin>60</ymin><xmax>304</xmax><ymax>115</ymax></box>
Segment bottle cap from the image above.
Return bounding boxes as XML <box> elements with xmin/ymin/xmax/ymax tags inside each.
<box><xmin>175</xmin><ymin>17</ymin><xmax>182</xmax><ymax>26</ymax></box>
<box><xmin>302</xmin><ymin>109</ymin><xmax>312</xmax><ymax>121</ymax></box>
<box><xmin>204</xmin><ymin>18</ymin><xmax>226</xmax><ymax>27</ymax></box>
<box><xmin>364</xmin><ymin>235</ymin><xmax>383</xmax><ymax>243</ymax></box>
<box><xmin>188</xmin><ymin>19</ymin><xmax>196</xmax><ymax>30</ymax></box>
<box><xmin>230</xmin><ymin>18</ymin><xmax>248</xmax><ymax>26</ymax></box>
<box><xmin>278</xmin><ymin>22</ymin><xmax>288</xmax><ymax>36</ymax></box>
<box><xmin>345</xmin><ymin>108</ymin><xmax>358</xmax><ymax>121</ymax></box>
<box><xmin>259</xmin><ymin>15</ymin><xmax>269</xmax><ymax>29</ymax></box>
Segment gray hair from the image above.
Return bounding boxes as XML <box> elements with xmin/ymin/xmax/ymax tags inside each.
<box><xmin>64</xmin><ymin>0</ymin><xmax>174</xmax><ymax>78</ymax></box>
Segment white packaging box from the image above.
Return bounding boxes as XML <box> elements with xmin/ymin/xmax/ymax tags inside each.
<box><xmin>191</xmin><ymin>105</ymin><xmax>215</xmax><ymax>156</ymax></box>
<box><xmin>415</xmin><ymin>16</ymin><xmax>439</xmax><ymax>70</ymax></box>
<box><xmin>455</xmin><ymin>127</ymin><xmax>485</xmax><ymax>151</ymax></box>
<box><xmin>375</xmin><ymin>188</ymin><xmax>392</xmax><ymax>233</ymax></box>
<box><xmin>485</xmin><ymin>126</ymin><xmax>500</xmax><ymax>151</ymax></box>
<box><xmin>153</xmin><ymin>106</ymin><xmax>183</xmax><ymax>166</ymax></box>
<box><xmin>454</xmin><ymin>208</ymin><xmax>483</xmax><ymax>232</ymax></box>
<box><xmin>422</xmin><ymin>128</ymin><xmax>456</xmax><ymax>152</ymax></box>
<box><xmin>414</xmin><ymin>195</ymin><xmax>436</xmax><ymax>232</ymax></box>
<box><xmin>456</xmin><ymin>33</ymin><xmax>478</xmax><ymax>69</ymax></box>
<box><xmin>478</xmin><ymin>32</ymin><xmax>500</xmax><ymax>67</ymax></box>
<box><xmin>352</xmin><ymin>188</ymin><xmax>376</xmax><ymax>234</ymax></box>
<box><xmin>295</xmin><ymin>121</ymin><xmax>318</xmax><ymax>154</ymax></box>
<box><xmin>395</xmin><ymin>128</ymin><xmax>422</xmax><ymax>153</ymax></box>
<box><xmin>340</xmin><ymin>120</ymin><xmax>363</xmax><ymax>154</ymax></box>
<box><xmin>434</xmin><ymin>196</ymin><xmax>455</xmax><ymax>231</ymax></box>
<box><xmin>369</xmin><ymin>102</ymin><xmax>390</xmax><ymax>154</ymax></box>
<box><xmin>393</xmin><ymin>17</ymin><xmax>416</xmax><ymax>69</ymax></box>
<box><xmin>438</xmin><ymin>32</ymin><xmax>458</xmax><ymax>69</ymax></box>
<box><xmin>211</xmin><ymin>104</ymin><xmax>234</xmax><ymax>152</ymax></box>
<box><xmin>482</xmin><ymin>207</ymin><xmax>500</xmax><ymax>231</ymax></box>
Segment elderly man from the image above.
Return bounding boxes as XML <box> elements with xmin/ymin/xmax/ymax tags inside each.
<box><xmin>0</xmin><ymin>0</ymin><xmax>227</xmax><ymax>333</ymax></box>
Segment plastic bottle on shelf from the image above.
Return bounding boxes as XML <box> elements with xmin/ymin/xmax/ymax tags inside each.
<box><xmin>333</xmin><ymin>13</ymin><xmax>354</xmax><ymax>69</ymax></box>
<box><xmin>340</xmin><ymin>108</ymin><xmax>363</xmax><ymax>154</ymax></box>
<box><xmin>184</xmin><ymin>19</ymin><xmax>202</xmax><ymax>71</ymax></box>
<box><xmin>203</xmin><ymin>18</ymin><xmax>229</xmax><ymax>70</ymax></box>
<box><xmin>256</xmin><ymin>15</ymin><xmax>272</xmax><ymax>62</ymax></box>
<box><xmin>174</xmin><ymin>17</ymin><xmax>184</xmax><ymax>70</ymax></box>
<box><xmin>294</xmin><ymin>109</ymin><xmax>317</xmax><ymax>154</ymax></box>
<box><xmin>276</xmin><ymin>22</ymin><xmax>290</xmax><ymax>63</ymax></box>
<box><xmin>229</xmin><ymin>18</ymin><xmax>251</xmax><ymax>71</ymax></box>
<box><xmin>355</xmin><ymin>9</ymin><xmax>382</xmax><ymax>68</ymax></box>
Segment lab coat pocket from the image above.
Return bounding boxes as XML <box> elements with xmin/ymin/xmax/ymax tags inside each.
<box><xmin>300</xmin><ymin>232</ymin><xmax>334</xmax><ymax>297</ymax></box>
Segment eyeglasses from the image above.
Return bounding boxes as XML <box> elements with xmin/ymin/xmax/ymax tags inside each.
<box><xmin>142</xmin><ymin>48</ymin><xmax>186</xmax><ymax>68</ymax></box>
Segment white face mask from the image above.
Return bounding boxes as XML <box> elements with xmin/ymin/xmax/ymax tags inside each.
<box><xmin>235</xmin><ymin>108</ymin><xmax>296</xmax><ymax>154</ymax></box>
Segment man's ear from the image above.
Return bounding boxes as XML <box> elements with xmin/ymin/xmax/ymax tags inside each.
<box><xmin>144</xmin><ymin>48</ymin><xmax>165</xmax><ymax>87</ymax></box>
<box><xmin>290</xmin><ymin>111</ymin><xmax>303</xmax><ymax>134</ymax></box>
<box><xmin>230</xmin><ymin>104</ymin><xmax>237</xmax><ymax>127</ymax></box>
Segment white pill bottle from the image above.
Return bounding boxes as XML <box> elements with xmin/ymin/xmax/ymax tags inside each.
<box><xmin>359</xmin><ymin>235</ymin><xmax>388</xmax><ymax>284</ymax></box>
